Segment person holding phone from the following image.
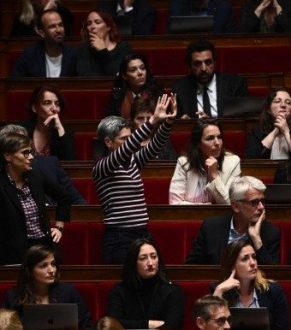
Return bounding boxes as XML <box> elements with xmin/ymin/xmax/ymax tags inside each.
<box><xmin>213</xmin><ymin>238</ymin><xmax>288</xmax><ymax>330</ymax></box>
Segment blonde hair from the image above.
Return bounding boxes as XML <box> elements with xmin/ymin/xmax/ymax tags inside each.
<box><xmin>19</xmin><ymin>0</ymin><xmax>34</xmax><ymax>25</ymax></box>
<box><xmin>0</xmin><ymin>309</ymin><xmax>23</xmax><ymax>330</ymax></box>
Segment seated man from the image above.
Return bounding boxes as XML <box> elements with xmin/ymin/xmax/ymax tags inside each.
<box><xmin>185</xmin><ymin>175</ymin><xmax>280</xmax><ymax>265</ymax></box>
<box><xmin>11</xmin><ymin>9</ymin><xmax>77</xmax><ymax>77</ymax></box>
<box><xmin>97</xmin><ymin>0</ymin><xmax>156</xmax><ymax>35</ymax></box>
<box><xmin>193</xmin><ymin>295</ymin><xmax>231</xmax><ymax>330</ymax></box>
<box><xmin>169</xmin><ymin>0</ymin><xmax>236</xmax><ymax>33</ymax></box>
<box><xmin>172</xmin><ymin>39</ymin><xmax>248</xmax><ymax>119</ymax></box>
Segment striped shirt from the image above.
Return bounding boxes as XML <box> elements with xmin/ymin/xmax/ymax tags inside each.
<box><xmin>92</xmin><ymin>120</ymin><xmax>173</xmax><ymax>228</ymax></box>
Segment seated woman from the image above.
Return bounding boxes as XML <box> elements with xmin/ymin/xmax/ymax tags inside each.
<box><xmin>238</xmin><ymin>0</ymin><xmax>291</xmax><ymax>33</ymax></box>
<box><xmin>213</xmin><ymin>238</ymin><xmax>289</xmax><ymax>330</ymax></box>
<box><xmin>107</xmin><ymin>238</ymin><xmax>184</xmax><ymax>329</ymax></box>
<box><xmin>169</xmin><ymin>119</ymin><xmax>241</xmax><ymax>205</ymax></box>
<box><xmin>77</xmin><ymin>11</ymin><xmax>132</xmax><ymax>76</ymax></box>
<box><xmin>246</xmin><ymin>88</ymin><xmax>291</xmax><ymax>159</ymax></box>
<box><xmin>107</xmin><ymin>53</ymin><xmax>162</xmax><ymax>118</ymax></box>
<box><xmin>130</xmin><ymin>96</ymin><xmax>177</xmax><ymax>160</ymax></box>
<box><xmin>3</xmin><ymin>245</ymin><xmax>93</xmax><ymax>330</ymax></box>
<box><xmin>10</xmin><ymin>0</ymin><xmax>73</xmax><ymax>37</ymax></box>
<box><xmin>20</xmin><ymin>85</ymin><xmax>75</xmax><ymax>161</ymax></box>
<box><xmin>0</xmin><ymin>125</ymin><xmax>70</xmax><ymax>265</ymax></box>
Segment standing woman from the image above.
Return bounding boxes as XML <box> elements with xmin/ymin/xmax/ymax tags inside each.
<box><xmin>169</xmin><ymin>119</ymin><xmax>241</xmax><ymax>205</ymax></box>
<box><xmin>213</xmin><ymin>239</ymin><xmax>288</xmax><ymax>330</ymax></box>
<box><xmin>107</xmin><ymin>238</ymin><xmax>184</xmax><ymax>330</ymax></box>
<box><xmin>238</xmin><ymin>0</ymin><xmax>291</xmax><ymax>33</ymax></box>
<box><xmin>246</xmin><ymin>88</ymin><xmax>291</xmax><ymax>159</ymax></box>
<box><xmin>107</xmin><ymin>53</ymin><xmax>162</xmax><ymax>119</ymax></box>
<box><xmin>0</xmin><ymin>127</ymin><xmax>70</xmax><ymax>265</ymax></box>
<box><xmin>21</xmin><ymin>85</ymin><xmax>75</xmax><ymax>161</ymax></box>
<box><xmin>4</xmin><ymin>245</ymin><xmax>93</xmax><ymax>330</ymax></box>
<box><xmin>77</xmin><ymin>11</ymin><xmax>132</xmax><ymax>76</ymax></box>
<box><xmin>10</xmin><ymin>0</ymin><xmax>73</xmax><ymax>37</ymax></box>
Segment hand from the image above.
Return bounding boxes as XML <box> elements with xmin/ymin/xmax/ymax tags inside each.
<box><xmin>213</xmin><ymin>270</ymin><xmax>240</xmax><ymax>297</ymax></box>
<box><xmin>255</xmin><ymin>0</ymin><xmax>272</xmax><ymax>16</ymax></box>
<box><xmin>274</xmin><ymin>115</ymin><xmax>289</xmax><ymax>136</ymax></box>
<box><xmin>148</xmin><ymin>320</ymin><xmax>165</xmax><ymax>329</ymax></box>
<box><xmin>273</xmin><ymin>0</ymin><xmax>282</xmax><ymax>14</ymax></box>
<box><xmin>248</xmin><ymin>209</ymin><xmax>265</xmax><ymax>250</ymax></box>
<box><xmin>124</xmin><ymin>0</ymin><xmax>134</xmax><ymax>9</ymax></box>
<box><xmin>196</xmin><ymin>110</ymin><xmax>210</xmax><ymax>119</ymax></box>
<box><xmin>51</xmin><ymin>227</ymin><xmax>63</xmax><ymax>243</ymax></box>
<box><xmin>43</xmin><ymin>114</ymin><xmax>65</xmax><ymax>137</ymax></box>
<box><xmin>205</xmin><ymin>156</ymin><xmax>219</xmax><ymax>181</ymax></box>
<box><xmin>43</xmin><ymin>0</ymin><xmax>58</xmax><ymax>10</ymax></box>
<box><xmin>149</xmin><ymin>94</ymin><xmax>176</xmax><ymax>125</ymax></box>
<box><xmin>166</xmin><ymin>93</ymin><xmax>178</xmax><ymax>123</ymax></box>
<box><xmin>181</xmin><ymin>114</ymin><xmax>191</xmax><ymax>120</ymax></box>
<box><xmin>89</xmin><ymin>33</ymin><xmax>106</xmax><ymax>51</ymax></box>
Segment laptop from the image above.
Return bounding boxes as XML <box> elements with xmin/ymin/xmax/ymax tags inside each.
<box><xmin>222</xmin><ymin>97</ymin><xmax>264</xmax><ymax>118</ymax></box>
<box><xmin>168</xmin><ymin>15</ymin><xmax>214</xmax><ymax>34</ymax></box>
<box><xmin>22</xmin><ymin>303</ymin><xmax>78</xmax><ymax>330</ymax></box>
<box><xmin>230</xmin><ymin>307</ymin><xmax>270</xmax><ymax>330</ymax></box>
<box><xmin>265</xmin><ymin>184</ymin><xmax>291</xmax><ymax>204</ymax></box>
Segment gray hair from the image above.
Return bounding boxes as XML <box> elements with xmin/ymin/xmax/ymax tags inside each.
<box><xmin>229</xmin><ymin>176</ymin><xmax>266</xmax><ymax>202</ymax></box>
<box><xmin>0</xmin><ymin>124</ymin><xmax>30</xmax><ymax>156</ymax></box>
<box><xmin>0</xmin><ymin>124</ymin><xmax>28</xmax><ymax>137</ymax></box>
<box><xmin>193</xmin><ymin>294</ymin><xmax>228</xmax><ymax>321</ymax></box>
<box><xmin>97</xmin><ymin>116</ymin><xmax>131</xmax><ymax>142</ymax></box>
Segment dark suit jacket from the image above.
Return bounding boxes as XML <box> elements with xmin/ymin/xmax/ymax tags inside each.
<box><xmin>4</xmin><ymin>282</ymin><xmax>93</xmax><ymax>330</ymax></box>
<box><xmin>33</xmin><ymin>155</ymin><xmax>86</xmax><ymax>205</ymax></box>
<box><xmin>97</xmin><ymin>0</ymin><xmax>156</xmax><ymax>35</ymax></box>
<box><xmin>185</xmin><ymin>214</ymin><xmax>280</xmax><ymax>265</ymax></box>
<box><xmin>0</xmin><ymin>169</ymin><xmax>70</xmax><ymax>265</ymax></box>
<box><xmin>169</xmin><ymin>0</ymin><xmax>236</xmax><ymax>33</ymax></box>
<box><xmin>172</xmin><ymin>73</ymin><xmax>248</xmax><ymax>118</ymax></box>
<box><xmin>10</xmin><ymin>41</ymin><xmax>77</xmax><ymax>77</ymax></box>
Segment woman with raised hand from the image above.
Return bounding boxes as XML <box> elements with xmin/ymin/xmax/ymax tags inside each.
<box><xmin>169</xmin><ymin>119</ymin><xmax>241</xmax><ymax>205</ymax></box>
<box><xmin>107</xmin><ymin>238</ymin><xmax>184</xmax><ymax>329</ymax></box>
<box><xmin>77</xmin><ymin>11</ymin><xmax>132</xmax><ymax>76</ymax></box>
<box><xmin>213</xmin><ymin>238</ymin><xmax>288</xmax><ymax>330</ymax></box>
<box><xmin>246</xmin><ymin>88</ymin><xmax>291</xmax><ymax>159</ymax></box>
<box><xmin>3</xmin><ymin>245</ymin><xmax>93</xmax><ymax>330</ymax></box>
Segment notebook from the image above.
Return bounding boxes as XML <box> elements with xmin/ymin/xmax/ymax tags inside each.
<box><xmin>168</xmin><ymin>15</ymin><xmax>214</xmax><ymax>34</ymax></box>
<box><xmin>22</xmin><ymin>303</ymin><xmax>78</xmax><ymax>330</ymax></box>
<box><xmin>230</xmin><ymin>307</ymin><xmax>270</xmax><ymax>330</ymax></box>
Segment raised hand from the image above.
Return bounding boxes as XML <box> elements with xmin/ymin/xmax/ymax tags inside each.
<box><xmin>213</xmin><ymin>269</ymin><xmax>240</xmax><ymax>297</ymax></box>
<box><xmin>255</xmin><ymin>0</ymin><xmax>272</xmax><ymax>16</ymax></box>
<box><xmin>150</xmin><ymin>94</ymin><xmax>176</xmax><ymax>125</ymax></box>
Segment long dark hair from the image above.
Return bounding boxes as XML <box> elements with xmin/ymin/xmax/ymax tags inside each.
<box><xmin>185</xmin><ymin>119</ymin><xmax>225</xmax><ymax>175</ymax></box>
<box><xmin>14</xmin><ymin>245</ymin><xmax>61</xmax><ymax>305</ymax></box>
<box><xmin>113</xmin><ymin>53</ymin><xmax>162</xmax><ymax>97</ymax></box>
<box><xmin>259</xmin><ymin>87</ymin><xmax>291</xmax><ymax>134</ymax></box>
<box><xmin>122</xmin><ymin>238</ymin><xmax>168</xmax><ymax>289</ymax></box>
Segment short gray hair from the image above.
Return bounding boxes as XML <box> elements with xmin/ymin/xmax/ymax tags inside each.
<box><xmin>229</xmin><ymin>176</ymin><xmax>266</xmax><ymax>202</ymax></box>
<box><xmin>97</xmin><ymin>116</ymin><xmax>131</xmax><ymax>142</ymax></box>
<box><xmin>0</xmin><ymin>124</ymin><xmax>28</xmax><ymax>137</ymax></box>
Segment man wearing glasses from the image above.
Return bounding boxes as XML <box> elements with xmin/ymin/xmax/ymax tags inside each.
<box><xmin>185</xmin><ymin>175</ymin><xmax>280</xmax><ymax>264</ymax></box>
<box><xmin>194</xmin><ymin>295</ymin><xmax>231</xmax><ymax>330</ymax></box>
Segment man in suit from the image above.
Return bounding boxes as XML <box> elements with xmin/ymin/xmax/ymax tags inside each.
<box><xmin>185</xmin><ymin>175</ymin><xmax>280</xmax><ymax>265</ymax></box>
<box><xmin>11</xmin><ymin>9</ymin><xmax>77</xmax><ymax>77</ymax></box>
<box><xmin>172</xmin><ymin>39</ymin><xmax>248</xmax><ymax>119</ymax></box>
<box><xmin>97</xmin><ymin>0</ymin><xmax>156</xmax><ymax>35</ymax></box>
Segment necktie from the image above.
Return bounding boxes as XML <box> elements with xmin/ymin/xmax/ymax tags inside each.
<box><xmin>202</xmin><ymin>86</ymin><xmax>211</xmax><ymax>117</ymax></box>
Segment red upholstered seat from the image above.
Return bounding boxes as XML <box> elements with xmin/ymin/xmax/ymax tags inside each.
<box><xmin>143</xmin><ymin>177</ymin><xmax>171</xmax><ymax>204</ymax></box>
<box><xmin>277</xmin><ymin>221</ymin><xmax>291</xmax><ymax>265</ymax></box>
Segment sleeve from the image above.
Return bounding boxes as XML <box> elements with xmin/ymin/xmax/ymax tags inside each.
<box><xmin>206</xmin><ymin>155</ymin><xmax>241</xmax><ymax>204</ymax></box>
<box><xmin>256</xmin><ymin>222</ymin><xmax>280</xmax><ymax>265</ymax></box>
<box><xmin>245</xmin><ymin>129</ymin><xmax>271</xmax><ymax>159</ymax></box>
<box><xmin>184</xmin><ymin>222</ymin><xmax>207</xmax><ymax>264</ymax></box>
<box><xmin>232</xmin><ymin>75</ymin><xmax>249</xmax><ymax>97</ymax></box>
<box><xmin>107</xmin><ymin>285</ymin><xmax>148</xmax><ymax>329</ymax></box>
<box><xmin>273</xmin><ymin>162</ymin><xmax>288</xmax><ymax>183</ymax></box>
<box><xmin>92</xmin><ymin>121</ymin><xmax>153</xmax><ymax>178</ymax></box>
<box><xmin>163</xmin><ymin>284</ymin><xmax>184</xmax><ymax>330</ymax></box>
<box><xmin>238</xmin><ymin>2</ymin><xmax>261</xmax><ymax>33</ymax></box>
<box><xmin>169</xmin><ymin>157</ymin><xmax>192</xmax><ymax>205</ymax></box>
<box><xmin>52</xmin><ymin>130</ymin><xmax>76</xmax><ymax>160</ymax></box>
<box><xmin>268</xmin><ymin>283</ymin><xmax>289</xmax><ymax>330</ymax></box>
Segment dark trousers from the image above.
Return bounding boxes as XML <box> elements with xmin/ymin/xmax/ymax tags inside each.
<box><xmin>102</xmin><ymin>226</ymin><xmax>152</xmax><ymax>264</ymax></box>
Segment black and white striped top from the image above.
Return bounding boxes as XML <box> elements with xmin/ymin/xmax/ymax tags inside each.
<box><xmin>92</xmin><ymin>120</ymin><xmax>173</xmax><ymax>228</ymax></box>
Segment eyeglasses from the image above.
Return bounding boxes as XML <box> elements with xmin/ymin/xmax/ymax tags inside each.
<box><xmin>20</xmin><ymin>148</ymin><xmax>33</xmax><ymax>158</ymax></box>
<box><xmin>238</xmin><ymin>199</ymin><xmax>265</xmax><ymax>208</ymax></box>
<box><xmin>210</xmin><ymin>316</ymin><xmax>232</xmax><ymax>326</ymax></box>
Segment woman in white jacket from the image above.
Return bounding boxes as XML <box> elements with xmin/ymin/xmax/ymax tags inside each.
<box><xmin>169</xmin><ymin>119</ymin><xmax>241</xmax><ymax>205</ymax></box>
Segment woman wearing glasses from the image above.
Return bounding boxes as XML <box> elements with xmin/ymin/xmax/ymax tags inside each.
<box><xmin>213</xmin><ymin>238</ymin><xmax>288</xmax><ymax>330</ymax></box>
<box><xmin>0</xmin><ymin>125</ymin><xmax>70</xmax><ymax>265</ymax></box>
<box><xmin>246</xmin><ymin>88</ymin><xmax>291</xmax><ymax>159</ymax></box>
